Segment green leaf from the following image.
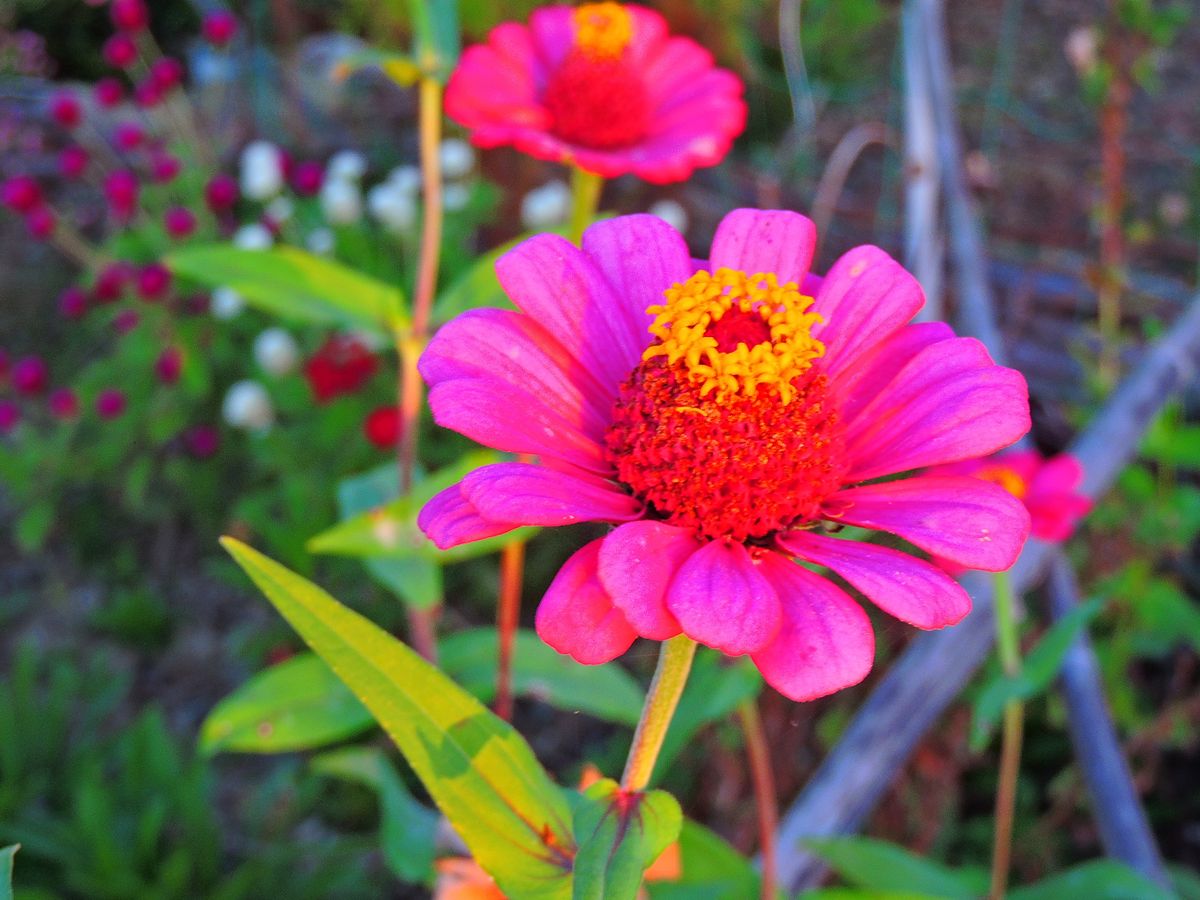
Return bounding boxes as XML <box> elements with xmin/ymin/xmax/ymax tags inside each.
<box><xmin>431</xmin><ymin>235</ymin><xmax>520</xmax><ymax>325</ymax></box>
<box><xmin>1009</xmin><ymin>860</ymin><xmax>1174</xmax><ymax>900</ymax></box>
<box><xmin>440</xmin><ymin>628</ymin><xmax>644</xmax><ymax>725</ymax></box>
<box><xmin>408</xmin><ymin>0</ymin><xmax>460</xmax><ymax>79</ymax></box>
<box><xmin>798</xmin><ymin>891</ymin><xmax>942</xmax><ymax>899</ymax></box>
<box><xmin>572</xmin><ymin>778</ymin><xmax>682</xmax><ymax>900</ymax></box>
<box><xmin>14</xmin><ymin>502</ymin><xmax>53</xmax><ymax>554</ymax></box>
<box><xmin>311</xmin><ymin>746</ymin><xmax>438</xmax><ymax>884</ymax></box>
<box><xmin>309</xmin><ymin>451</ymin><xmax>537</xmax><ymax>563</ymax></box>
<box><xmin>221</xmin><ymin>538</ymin><xmax>574</xmax><ymax>899</ymax></box>
<box><xmin>971</xmin><ymin>598</ymin><xmax>1104</xmax><ymax>748</ymax></box>
<box><xmin>199</xmin><ymin>653</ymin><xmax>374</xmax><ymax>755</ymax></box>
<box><xmin>167</xmin><ymin>245</ymin><xmax>406</xmax><ymax>336</ymax></box>
<box><xmin>804</xmin><ymin>837</ymin><xmax>984</xmax><ymax>898</ymax></box>
<box><xmin>646</xmin><ymin>820</ymin><xmax>758</xmax><ymax>899</ymax></box>
<box><xmin>335</xmin><ymin>49</ymin><xmax>422</xmax><ymax>86</ymax></box>
<box><xmin>0</xmin><ymin>844</ymin><xmax>15</xmax><ymax>900</ymax></box>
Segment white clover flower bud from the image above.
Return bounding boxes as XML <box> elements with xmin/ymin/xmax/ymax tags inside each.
<box><xmin>368</xmin><ymin>182</ymin><xmax>418</xmax><ymax>233</ymax></box>
<box><xmin>442</xmin><ymin>182</ymin><xmax>471</xmax><ymax>212</ymax></box>
<box><xmin>321</xmin><ymin>177</ymin><xmax>363</xmax><ymax>225</ymax></box>
<box><xmin>306</xmin><ymin>227</ymin><xmax>335</xmax><ymax>255</ymax></box>
<box><xmin>438</xmin><ymin>138</ymin><xmax>475</xmax><ymax>180</ymax></box>
<box><xmin>211</xmin><ymin>286</ymin><xmax>246</xmax><ymax>320</ymax></box>
<box><xmin>520</xmin><ymin>180</ymin><xmax>571</xmax><ymax>230</ymax></box>
<box><xmin>233</xmin><ymin>222</ymin><xmax>274</xmax><ymax>250</ymax></box>
<box><xmin>253</xmin><ymin>327</ymin><xmax>300</xmax><ymax>377</ymax></box>
<box><xmin>239</xmin><ymin>140</ymin><xmax>284</xmax><ymax>200</ymax></box>
<box><xmin>222</xmin><ymin>380</ymin><xmax>274</xmax><ymax>431</ymax></box>
<box><xmin>265</xmin><ymin>195</ymin><xmax>294</xmax><ymax>225</ymax></box>
<box><xmin>327</xmin><ymin>149</ymin><xmax>368</xmax><ymax>182</ymax></box>
<box><xmin>387</xmin><ymin>164</ymin><xmax>422</xmax><ymax>195</ymax></box>
<box><xmin>649</xmin><ymin>199</ymin><xmax>689</xmax><ymax>234</ymax></box>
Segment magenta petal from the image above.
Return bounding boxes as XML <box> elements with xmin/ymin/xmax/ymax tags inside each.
<box><xmin>418</xmin><ymin>483</ymin><xmax>521</xmax><ymax>550</ymax></box>
<box><xmin>826</xmin><ymin>476</ymin><xmax>1032</xmax><ymax>572</ymax></box>
<box><xmin>666</xmin><ymin>540</ymin><xmax>780</xmax><ymax>655</ymax></box>
<box><xmin>597</xmin><ymin>521</ymin><xmax>696</xmax><ymax>640</ymax></box>
<box><xmin>536</xmin><ymin>539</ymin><xmax>638</xmax><ymax>665</ymax></box>
<box><xmin>750</xmin><ymin>552</ymin><xmax>874</xmax><ymax>702</ymax></box>
<box><xmin>708</xmin><ymin>209</ymin><xmax>816</xmax><ymax>285</ymax></box>
<box><xmin>1031</xmin><ymin>454</ymin><xmax>1085</xmax><ymax>496</ymax></box>
<box><xmin>444</xmin><ymin>25</ymin><xmax>548</xmax><ymax>135</ymax></box>
<box><xmin>811</xmin><ymin>246</ymin><xmax>925</xmax><ymax>379</ymax></box>
<box><xmin>780</xmin><ymin>531</ymin><xmax>971</xmax><ymax>629</ymax></box>
<box><xmin>460</xmin><ymin>462</ymin><xmax>642</xmax><ymax>527</ymax></box>
<box><xmin>834</xmin><ymin>321</ymin><xmax>954</xmax><ymax>426</ymax></box>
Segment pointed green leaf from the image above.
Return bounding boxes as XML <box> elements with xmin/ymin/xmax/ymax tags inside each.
<box><xmin>0</xmin><ymin>844</ymin><xmax>15</xmax><ymax>900</ymax></box>
<box><xmin>167</xmin><ymin>245</ymin><xmax>406</xmax><ymax>336</ymax></box>
<box><xmin>1009</xmin><ymin>860</ymin><xmax>1174</xmax><ymax>900</ymax></box>
<box><xmin>311</xmin><ymin>746</ymin><xmax>438</xmax><ymax>884</ymax></box>
<box><xmin>645</xmin><ymin>820</ymin><xmax>758</xmax><ymax>899</ymax></box>
<box><xmin>804</xmin><ymin>837</ymin><xmax>985</xmax><ymax>898</ymax></box>
<box><xmin>198</xmin><ymin>653</ymin><xmax>374</xmax><ymax>755</ymax></box>
<box><xmin>572</xmin><ymin>779</ymin><xmax>682</xmax><ymax>900</ymax></box>
<box><xmin>221</xmin><ymin>538</ymin><xmax>574</xmax><ymax>899</ymax></box>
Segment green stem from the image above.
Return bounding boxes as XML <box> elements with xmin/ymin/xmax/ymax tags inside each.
<box><xmin>568</xmin><ymin>166</ymin><xmax>604</xmax><ymax>245</ymax></box>
<box><xmin>621</xmin><ymin>635</ymin><xmax>698</xmax><ymax>793</ymax></box>
<box><xmin>989</xmin><ymin>569</ymin><xmax>1024</xmax><ymax>900</ymax></box>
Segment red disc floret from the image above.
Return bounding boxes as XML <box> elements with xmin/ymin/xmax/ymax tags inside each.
<box><xmin>542</xmin><ymin>52</ymin><xmax>651</xmax><ymax>150</ymax></box>
<box><xmin>707</xmin><ymin>308</ymin><xmax>773</xmax><ymax>353</ymax></box>
<box><xmin>364</xmin><ymin>406</ymin><xmax>401</xmax><ymax>448</ymax></box>
<box><xmin>605</xmin><ymin>358</ymin><xmax>847</xmax><ymax>542</ymax></box>
<box><xmin>304</xmin><ymin>335</ymin><xmax>379</xmax><ymax>402</ymax></box>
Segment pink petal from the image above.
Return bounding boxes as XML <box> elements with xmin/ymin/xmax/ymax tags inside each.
<box><xmin>528</xmin><ymin>6</ymin><xmax>574</xmax><ymax>75</ymax></box>
<box><xmin>708</xmin><ymin>209</ymin><xmax>816</xmax><ymax>285</ymax></box>
<box><xmin>1027</xmin><ymin>494</ymin><xmax>1093</xmax><ymax>542</ymax></box>
<box><xmin>597</xmin><ymin>521</ymin><xmax>696</xmax><ymax>640</ymax></box>
<box><xmin>666</xmin><ymin>540</ymin><xmax>781</xmax><ymax>655</ymax></box>
<box><xmin>811</xmin><ymin>246</ymin><xmax>925</xmax><ymax>380</ymax></box>
<box><xmin>1030</xmin><ymin>454</ymin><xmax>1085</xmax><ymax>496</ymax></box>
<box><xmin>843</xmin><ymin>338</ymin><xmax>1030</xmax><ymax>480</ymax></box>
<box><xmin>536</xmin><ymin>539</ymin><xmax>638</xmax><ymax>665</ymax></box>
<box><xmin>824</xmin><ymin>476</ymin><xmax>1032</xmax><ymax>572</ymax></box>
<box><xmin>641</xmin><ymin>36</ymin><xmax>721</xmax><ymax>108</ymax></box>
<box><xmin>750</xmin><ymin>552</ymin><xmax>874</xmax><ymax>702</ymax></box>
<box><xmin>460</xmin><ymin>462</ymin><xmax>642</xmax><ymax>527</ymax></box>
<box><xmin>444</xmin><ymin>26</ymin><xmax>549</xmax><ymax>135</ymax></box>
<box><xmin>779</xmin><ymin>531</ymin><xmax>971</xmax><ymax>629</ymax></box>
<box><xmin>495</xmin><ymin>234</ymin><xmax>645</xmax><ymax>391</ymax></box>
<box><xmin>833</xmin><ymin>321</ymin><xmax>955</xmax><ymax>426</ymax></box>
<box><xmin>418</xmin><ymin>483</ymin><xmax>521</xmax><ymax>550</ymax></box>
<box><xmin>624</xmin><ymin>6</ymin><xmax>671</xmax><ymax>67</ymax></box>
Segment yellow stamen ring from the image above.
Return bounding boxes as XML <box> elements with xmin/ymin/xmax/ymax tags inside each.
<box><xmin>573</xmin><ymin>2</ymin><xmax>635</xmax><ymax>59</ymax></box>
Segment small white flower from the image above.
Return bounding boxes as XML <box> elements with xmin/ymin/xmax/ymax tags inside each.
<box><xmin>649</xmin><ymin>199</ymin><xmax>689</xmax><ymax>234</ymax></box>
<box><xmin>442</xmin><ymin>182</ymin><xmax>471</xmax><ymax>212</ymax></box>
<box><xmin>211</xmin><ymin>286</ymin><xmax>246</xmax><ymax>320</ymax></box>
<box><xmin>368</xmin><ymin>182</ymin><xmax>417</xmax><ymax>233</ymax></box>
<box><xmin>387</xmin><ymin>164</ymin><xmax>422</xmax><ymax>195</ymax></box>
<box><xmin>233</xmin><ymin>222</ymin><xmax>274</xmax><ymax>250</ymax></box>
<box><xmin>327</xmin><ymin>149</ymin><xmax>368</xmax><ymax>182</ymax></box>
<box><xmin>265</xmin><ymin>195</ymin><xmax>294</xmax><ymax>225</ymax></box>
<box><xmin>520</xmin><ymin>180</ymin><xmax>571</xmax><ymax>230</ymax></box>
<box><xmin>253</xmin><ymin>327</ymin><xmax>300</xmax><ymax>377</ymax></box>
<box><xmin>1064</xmin><ymin>26</ymin><xmax>1098</xmax><ymax>75</ymax></box>
<box><xmin>438</xmin><ymin>138</ymin><xmax>475</xmax><ymax>180</ymax></box>
<box><xmin>222</xmin><ymin>380</ymin><xmax>274</xmax><ymax>431</ymax></box>
<box><xmin>306</xmin><ymin>227</ymin><xmax>335</xmax><ymax>255</ymax></box>
<box><xmin>320</xmin><ymin>177</ymin><xmax>363</xmax><ymax>225</ymax></box>
<box><xmin>239</xmin><ymin>140</ymin><xmax>284</xmax><ymax>200</ymax></box>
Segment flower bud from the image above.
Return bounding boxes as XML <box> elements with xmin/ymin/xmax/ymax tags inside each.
<box><xmin>0</xmin><ymin>400</ymin><xmax>19</xmax><ymax>434</ymax></box>
<box><xmin>110</xmin><ymin>0</ymin><xmax>149</xmax><ymax>33</ymax></box>
<box><xmin>93</xmin><ymin>262</ymin><xmax>132</xmax><ymax>303</ymax></box>
<box><xmin>222</xmin><ymin>380</ymin><xmax>273</xmax><ymax>431</ymax></box>
<box><xmin>253</xmin><ymin>327</ymin><xmax>300</xmax><ymax>377</ymax></box>
<box><xmin>519</xmin><ymin>180</ymin><xmax>571</xmax><ymax>229</ymax></box>
<box><xmin>113</xmin><ymin>309</ymin><xmax>140</xmax><ymax>334</ymax></box>
<box><xmin>96</xmin><ymin>388</ymin><xmax>127</xmax><ymax>419</ymax></box>
<box><xmin>164</xmin><ymin>206</ymin><xmax>196</xmax><ymax>239</ymax></box>
<box><xmin>2</xmin><ymin>176</ymin><xmax>42</xmax><ymax>214</ymax></box>
<box><xmin>58</xmin><ymin>286</ymin><xmax>88</xmax><ymax>319</ymax></box>
<box><xmin>327</xmin><ymin>150</ymin><xmax>367</xmax><ymax>182</ymax></box>
<box><xmin>205</xmin><ymin>173</ymin><xmax>238</xmax><ymax>213</ymax></box>
<box><xmin>49</xmin><ymin>91</ymin><xmax>82</xmax><ymax>129</ymax></box>
<box><xmin>183</xmin><ymin>424</ymin><xmax>221</xmax><ymax>458</ymax></box>
<box><xmin>240</xmin><ymin>140</ymin><xmax>285</xmax><ymax>200</ymax></box>
<box><xmin>291</xmin><ymin>161</ymin><xmax>323</xmax><ymax>197</ymax></box>
<box><xmin>155</xmin><ymin>346</ymin><xmax>182</xmax><ymax>384</ymax></box>
<box><xmin>320</xmin><ymin>177</ymin><xmax>363</xmax><ymax>225</ymax></box>
<box><xmin>363</xmin><ymin>405</ymin><xmax>401</xmax><ymax>448</ymax></box>
<box><xmin>233</xmin><ymin>222</ymin><xmax>273</xmax><ymax>250</ymax></box>
<box><xmin>210</xmin><ymin>286</ymin><xmax>245</xmax><ymax>320</ymax></box>
<box><xmin>103</xmin><ymin>33</ymin><xmax>139</xmax><ymax>69</ymax></box>
<box><xmin>59</xmin><ymin>146</ymin><xmax>89</xmax><ymax>179</ymax></box>
<box><xmin>137</xmin><ymin>263</ymin><xmax>171</xmax><ymax>301</ymax></box>
<box><xmin>114</xmin><ymin>121</ymin><xmax>144</xmax><ymax>152</ymax></box>
<box><xmin>438</xmin><ymin>138</ymin><xmax>475</xmax><ymax>180</ymax></box>
<box><xmin>202</xmin><ymin>10</ymin><xmax>238</xmax><ymax>47</ymax></box>
<box><xmin>150</xmin><ymin>57</ymin><xmax>184</xmax><ymax>92</ymax></box>
<box><xmin>94</xmin><ymin>78</ymin><xmax>125</xmax><ymax>108</ymax></box>
<box><xmin>104</xmin><ymin>169</ymin><xmax>139</xmax><ymax>221</ymax></box>
<box><xmin>49</xmin><ymin>388</ymin><xmax>80</xmax><ymax>420</ymax></box>
<box><xmin>26</xmin><ymin>207</ymin><xmax>56</xmax><ymax>240</ymax></box>
<box><xmin>12</xmin><ymin>356</ymin><xmax>48</xmax><ymax>395</ymax></box>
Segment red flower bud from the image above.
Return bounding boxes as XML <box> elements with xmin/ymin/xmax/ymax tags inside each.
<box><xmin>205</xmin><ymin>173</ymin><xmax>238</xmax><ymax>213</ymax></box>
<box><xmin>155</xmin><ymin>346</ymin><xmax>182</xmax><ymax>383</ymax></box>
<box><xmin>164</xmin><ymin>206</ymin><xmax>196</xmax><ymax>239</ymax></box>
<box><xmin>183</xmin><ymin>424</ymin><xmax>221</xmax><ymax>458</ymax></box>
<box><xmin>110</xmin><ymin>0</ymin><xmax>149</xmax><ymax>32</ymax></box>
<box><xmin>2</xmin><ymin>176</ymin><xmax>42</xmax><ymax>213</ymax></box>
<box><xmin>291</xmin><ymin>161</ymin><xmax>323</xmax><ymax>197</ymax></box>
<box><xmin>150</xmin><ymin>57</ymin><xmax>184</xmax><ymax>92</ymax></box>
<box><xmin>26</xmin><ymin>207</ymin><xmax>56</xmax><ymax>240</ymax></box>
<box><xmin>202</xmin><ymin>10</ymin><xmax>238</xmax><ymax>47</ymax></box>
<box><xmin>0</xmin><ymin>400</ymin><xmax>19</xmax><ymax>433</ymax></box>
<box><xmin>104</xmin><ymin>169</ymin><xmax>139</xmax><ymax>221</ymax></box>
<box><xmin>134</xmin><ymin>77</ymin><xmax>162</xmax><ymax>108</ymax></box>
<box><xmin>114</xmin><ymin>121</ymin><xmax>144</xmax><ymax>152</ymax></box>
<box><xmin>103</xmin><ymin>33</ymin><xmax>139</xmax><ymax>69</ymax></box>
<box><xmin>363</xmin><ymin>406</ymin><xmax>401</xmax><ymax>448</ymax></box>
<box><xmin>96</xmin><ymin>388</ymin><xmax>127</xmax><ymax>419</ymax></box>
<box><xmin>93</xmin><ymin>261</ymin><xmax>133</xmax><ymax>303</ymax></box>
<box><xmin>48</xmin><ymin>388</ymin><xmax>80</xmax><ymax>420</ymax></box>
<box><xmin>11</xmin><ymin>356</ymin><xmax>48</xmax><ymax>395</ymax></box>
<box><xmin>49</xmin><ymin>91</ymin><xmax>82</xmax><ymax>129</ymax></box>
<box><xmin>136</xmin><ymin>263</ymin><xmax>171</xmax><ymax>300</ymax></box>
<box><xmin>58</xmin><ymin>286</ymin><xmax>88</xmax><ymax>319</ymax></box>
<box><xmin>95</xmin><ymin>77</ymin><xmax>125</xmax><ymax>108</ymax></box>
<box><xmin>150</xmin><ymin>154</ymin><xmax>181</xmax><ymax>184</ymax></box>
<box><xmin>58</xmin><ymin>146</ymin><xmax>89</xmax><ymax>179</ymax></box>
<box><xmin>113</xmin><ymin>309</ymin><xmax>140</xmax><ymax>334</ymax></box>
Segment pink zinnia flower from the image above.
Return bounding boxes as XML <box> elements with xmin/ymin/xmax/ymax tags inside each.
<box><xmin>445</xmin><ymin>3</ymin><xmax>745</xmax><ymax>184</ymax></box>
<box><xmin>418</xmin><ymin>210</ymin><xmax>1033</xmax><ymax>701</ymax></box>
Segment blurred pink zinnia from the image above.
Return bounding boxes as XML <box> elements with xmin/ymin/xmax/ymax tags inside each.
<box><xmin>418</xmin><ymin>210</ymin><xmax>1033</xmax><ymax>702</ymax></box>
<box><xmin>445</xmin><ymin>3</ymin><xmax>745</xmax><ymax>184</ymax></box>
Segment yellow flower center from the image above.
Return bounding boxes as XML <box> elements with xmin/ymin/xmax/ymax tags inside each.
<box><xmin>978</xmin><ymin>464</ymin><xmax>1028</xmax><ymax>500</ymax></box>
<box><xmin>642</xmin><ymin>268</ymin><xmax>825</xmax><ymax>404</ymax></box>
<box><xmin>573</xmin><ymin>2</ymin><xmax>634</xmax><ymax>59</ymax></box>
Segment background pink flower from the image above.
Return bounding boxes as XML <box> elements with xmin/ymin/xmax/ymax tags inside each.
<box><xmin>445</xmin><ymin>3</ymin><xmax>746</xmax><ymax>184</ymax></box>
<box><xmin>418</xmin><ymin>209</ymin><xmax>1032</xmax><ymax>702</ymax></box>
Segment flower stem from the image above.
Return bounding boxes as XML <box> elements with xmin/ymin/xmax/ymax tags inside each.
<box><xmin>989</xmin><ymin>568</ymin><xmax>1024</xmax><ymax>900</ymax></box>
<box><xmin>569</xmin><ymin>166</ymin><xmax>604</xmax><ymax>245</ymax></box>
<box><xmin>494</xmin><ymin>534</ymin><xmax>526</xmax><ymax>722</ymax></box>
<box><xmin>737</xmin><ymin>697</ymin><xmax>778</xmax><ymax>900</ymax></box>
<box><xmin>621</xmin><ymin>635</ymin><xmax>698</xmax><ymax>793</ymax></box>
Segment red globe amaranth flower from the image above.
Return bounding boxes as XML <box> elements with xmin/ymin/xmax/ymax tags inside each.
<box><xmin>49</xmin><ymin>91</ymin><xmax>82</xmax><ymax>129</ymax></box>
<box><xmin>105</xmin><ymin>169</ymin><xmax>139</xmax><ymax>221</ymax></box>
<box><xmin>150</xmin><ymin>57</ymin><xmax>183</xmax><ymax>92</ymax></box>
<box><xmin>11</xmin><ymin>356</ymin><xmax>48</xmax><ymax>395</ymax></box>
<box><xmin>110</xmin><ymin>0</ymin><xmax>149</xmax><ymax>32</ymax></box>
<box><xmin>304</xmin><ymin>335</ymin><xmax>379</xmax><ymax>402</ymax></box>
<box><xmin>103</xmin><ymin>33</ymin><xmax>138</xmax><ymax>69</ymax></box>
<box><xmin>364</xmin><ymin>406</ymin><xmax>401</xmax><ymax>448</ymax></box>
<box><xmin>183</xmin><ymin>424</ymin><xmax>221</xmax><ymax>458</ymax></box>
<box><xmin>2</xmin><ymin>176</ymin><xmax>42</xmax><ymax>213</ymax></box>
<box><xmin>48</xmin><ymin>388</ymin><xmax>80</xmax><ymax>420</ymax></box>
<box><xmin>114</xmin><ymin>121</ymin><xmax>144</xmax><ymax>152</ymax></box>
<box><xmin>96</xmin><ymin>388</ymin><xmax>127</xmax><ymax>419</ymax></box>
<box><xmin>137</xmin><ymin>263</ymin><xmax>171</xmax><ymax>300</ymax></box>
<box><xmin>94</xmin><ymin>261</ymin><xmax>133</xmax><ymax>303</ymax></box>
<box><xmin>26</xmin><ymin>207</ymin><xmax>55</xmax><ymax>240</ymax></box>
<box><xmin>164</xmin><ymin>206</ymin><xmax>196</xmax><ymax>238</ymax></box>
<box><xmin>0</xmin><ymin>349</ymin><xmax>7</xmax><ymax>382</ymax></box>
<box><xmin>446</xmin><ymin>3</ymin><xmax>746</xmax><ymax>183</ymax></box>
<box><xmin>155</xmin><ymin>346</ymin><xmax>182</xmax><ymax>383</ymax></box>
<box><xmin>418</xmin><ymin>210</ymin><xmax>1032</xmax><ymax>701</ymax></box>
<box><xmin>59</xmin><ymin>146</ymin><xmax>89</xmax><ymax>179</ymax></box>
<box><xmin>181</xmin><ymin>293</ymin><xmax>210</xmax><ymax>316</ymax></box>
<box><xmin>134</xmin><ymin>77</ymin><xmax>163</xmax><ymax>108</ymax></box>
<box><xmin>59</xmin><ymin>286</ymin><xmax>88</xmax><ymax>319</ymax></box>
<box><xmin>291</xmin><ymin>161</ymin><xmax>323</xmax><ymax>197</ymax></box>
<box><xmin>202</xmin><ymin>10</ymin><xmax>238</xmax><ymax>47</ymax></box>
<box><xmin>95</xmin><ymin>77</ymin><xmax>125</xmax><ymax>108</ymax></box>
<box><xmin>205</xmin><ymin>173</ymin><xmax>238</xmax><ymax>213</ymax></box>
<box><xmin>113</xmin><ymin>309</ymin><xmax>140</xmax><ymax>334</ymax></box>
<box><xmin>150</xmin><ymin>154</ymin><xmax>182</xmax><ymax>184</ymax></box>
<box><xmin>0</xmin><ymin>400</ymin><xmax>19</xmax><ymax>434</ymax></box>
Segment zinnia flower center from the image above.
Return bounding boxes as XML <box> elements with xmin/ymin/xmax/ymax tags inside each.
<box><xmin>542</xmin><ymin>3</ymin><xmax>650</xmax><ymax>150</ymax></box>
<box><xmin>605</xmin><ymin>269</ymin><xmax>846</xmax><ymax>542</ymax></box>
<box><xmin>978</xmin><ymin>464</ymin><xmax>1028</xmax><ymax>499</ymax></box>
